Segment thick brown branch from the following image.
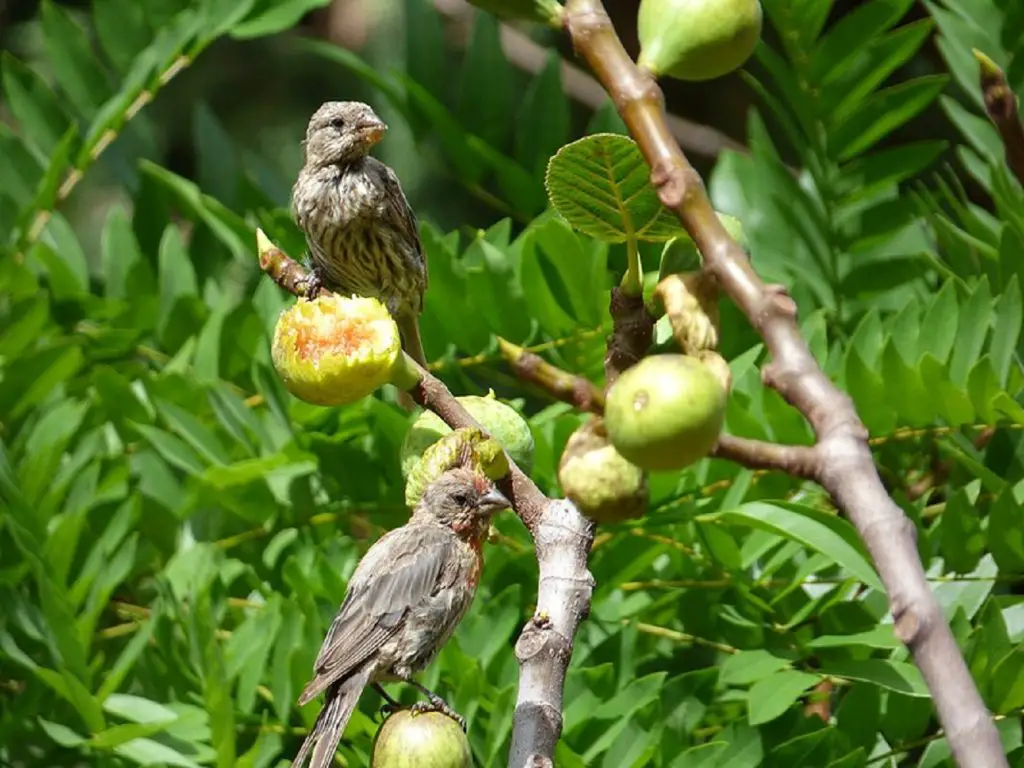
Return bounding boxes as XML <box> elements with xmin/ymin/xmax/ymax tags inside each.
<box><xmin>975</xmin><ymin>50</ymin><xmax>1024</xmax><ymax>187</ymax></box>
<box><xmin>564</xmin><ymin>3</ymin><xmax>1006</xmax><ymax>766</ymax></box>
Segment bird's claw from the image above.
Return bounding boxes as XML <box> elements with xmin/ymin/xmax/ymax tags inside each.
<box><xmin>298</xmin><ymin>270</ymin><xmax>324</xmax><ymax>298</ymax></box>
<box><xmin>410</xmin><ymin>699</ymin><xmax>467</xmax><ymax>732</ymax></box>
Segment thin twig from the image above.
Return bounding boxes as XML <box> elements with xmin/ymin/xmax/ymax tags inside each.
<box><xmin>497</xmin><ymin>337</ymin><xmax>605</xmax><ymax>412</ymax></box>
<box><xmin>563</xmin><ymin>3</ymin><xmax>1006</xmax><ymax>766</ymax></box>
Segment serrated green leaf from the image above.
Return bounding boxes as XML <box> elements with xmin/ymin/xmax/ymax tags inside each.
<box><xmin>546</xmin><ymin>134</ymin><xmax>686</xmax><ymax>243</ymax></box>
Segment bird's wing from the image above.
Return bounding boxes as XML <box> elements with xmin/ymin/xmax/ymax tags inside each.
<box><xmin>304</xmin><ymin>525</ymin><xmax>456</xmax><ymax>693</ymax></box>
<box><xmin>381</xmin><ymin>163</ymin><xmax>426</xmax><ymax>278</ymax></box>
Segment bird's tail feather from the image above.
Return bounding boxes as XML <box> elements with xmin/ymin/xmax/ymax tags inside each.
<box><xmin>396</xmin><ymin>314</ymin><xmax>426</xmax><ymax>413</ymax></box>
<box><xmin>291</xmin><ymin>667</ymin><xmax>372</xmax><ymax>768</ymax></box>
<box><xmin>397</xmin><ymin>314</ymin><xmax>426</xmax><ymax>368</ymax></box>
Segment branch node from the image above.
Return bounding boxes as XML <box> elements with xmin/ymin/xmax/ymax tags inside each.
<box><xmin>891</xmin><ymin>597</ymin><xmax>923</xmax><ymax>645</ymax></box>
<box><xmin>763</xmin><ymin>283</ymin><xmax>797</xmax><ymax>321</ymax></box>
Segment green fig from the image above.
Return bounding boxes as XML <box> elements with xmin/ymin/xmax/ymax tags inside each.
<box><xmin>401</xmin><ymin>394</ymin><xmax>534</xmax><ymax>479</ymax></box>
<box><xmin>559</xmin><ymin>418</ymin><xmax>649</xmax><ymax>523</ymax></box>
<box><xmin>637</xmin><ymin>0</ymin><xmax>763</xmax><ymax>82</ymax></box>
<box><xmin>371</xmin><ymin>709</ymin><xmax>472</xmax><ymax>768</ymax></box>
<box><xmin>604</xmin><ymin>354</ymin><xmax>727</xmax><ymax>471</ymax></box>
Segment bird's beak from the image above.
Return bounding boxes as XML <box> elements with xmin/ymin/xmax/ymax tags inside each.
<box><xmin>477</xmin><ymin>487</ymin><xmax>511</xmax><ymax>515</ymax></box>
<box><xmin>360</xmin><ymin>119</ymin><xmax>387</xmax><ymax>145</ymax></box>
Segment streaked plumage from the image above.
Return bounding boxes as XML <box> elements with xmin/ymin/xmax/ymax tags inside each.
<box><xmin>292</xmin><ymin>101</ymin><xmax>428</xmax><ymax>371</ymax></box>
<box><xmin>291</xmin><ymin>468</ymin><xmax>509</xmax><ymax>768</ymax></box>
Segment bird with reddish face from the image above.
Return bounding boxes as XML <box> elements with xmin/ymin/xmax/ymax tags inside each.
<box><xmin>290</xmin><ymin>466</ymin><xmax>510</xmax><ymax>768</ymax></box>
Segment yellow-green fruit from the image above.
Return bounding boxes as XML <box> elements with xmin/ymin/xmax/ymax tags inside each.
<box><xmin>371</xmin><ymin>710</ymin><xmax>472</xmax><ymax>768</ymax></box>
<box><xmin>401</xmin><ymin>395</ymin><xmax>534</xmax><ymax>478</ymax></box>
<box><xmin>604</xmin><ymin>354</ymin><xmax>727</xmax><ymax>471</ymax></box>
<box><xmin>272</xmin><ymin>294</ymin><xmax>401</xmax><ymax>407</ymax></box>
<box><xmin>559</xmin><ymin>418</ymin><xmax>648</xmax><ymax>523</ymax></box>
<box><xmin>637</xmin><ymin>0</ymin><xmax>763</xmax><ymax>82</ymax></box>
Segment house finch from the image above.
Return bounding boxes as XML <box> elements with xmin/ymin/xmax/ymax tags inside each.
<box><xmin>292</xmin><ymin>101</ymin><xmax>428</xmax><ymax>376</ymax></box>
<box><xmin>290</xmin><ymin>467</ymin><xmax>510</xmax><ymax>768</ymax></box>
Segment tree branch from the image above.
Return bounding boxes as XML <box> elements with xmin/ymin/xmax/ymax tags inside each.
<box><xmin>255</xmin><ymin>233</ymin><xmax>595</xmax><ymax>767</ymax></box>
<box><xmin>563</xmin><ymin>3</ymin><xmax>1006</xmax><ymax>766</ymax></box>
<box><xmin>710</xmin><ymin>435</ymin><xmax>817</xmax><ymax>477</ymax></box>
<box><xmin>975</xmin><ymin>50</ymin><xmax>1024</xmax><ymax>188</ymax></box>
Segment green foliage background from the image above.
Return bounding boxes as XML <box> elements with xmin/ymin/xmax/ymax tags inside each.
<box><xmin>1</xmin><ymin>0</ymin><xmax>1024</xmax><ymax>766</ymax></box>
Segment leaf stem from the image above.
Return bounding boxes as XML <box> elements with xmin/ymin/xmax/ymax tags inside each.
<box><xmin>621</xmin><ymin>236</ymin><xmax>643</xmax><ymax>296</ymax></box>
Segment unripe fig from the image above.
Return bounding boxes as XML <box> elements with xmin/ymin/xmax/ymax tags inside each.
<box><xmin>637</xmin><ymin>0</ymin><xmax>763</xmax><ymax>82</ymax></box>
<box><xmin>272</xmin><ymin>294</ymin><xmax>401</xmax><ymax>406</ymax></box>
<box><xmin>371</xmin><ymin>709</ymin><xmax>472</xmax><ymax>768</ymax></box>
<box><xmin>604</xmin><ymin>354</ymin><xmax>727</xmax><ymax>471</ymax></box>
<box><xmin>559</xmin><ymin>418</ymin><xmax>648</xmax><ymax>523</ymax></box>
<box><xmin>401</xmin><ymin>394</ymin><xmax>534</xmax><ymax>478</ymax></box>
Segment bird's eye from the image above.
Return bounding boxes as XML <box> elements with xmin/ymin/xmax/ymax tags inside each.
<box><xmin>330</xmin><ymin>117</ymin><xmax>345</xmax><ymax>129</ymax></box>
<box><xmin>452</xmin><ymin>491</ymin><xmax>469</xmax><ymax>506</ymax></box>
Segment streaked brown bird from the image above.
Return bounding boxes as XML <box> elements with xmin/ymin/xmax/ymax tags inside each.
<box><xmin>292</xmin><ymin>101</ymin><xmax>428</xmax><ymax>377</ymax></box>
<box><xmin>290</xmin><ymin>467</ymin><xmax>510</xmax><ymax>768</ymax></box>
